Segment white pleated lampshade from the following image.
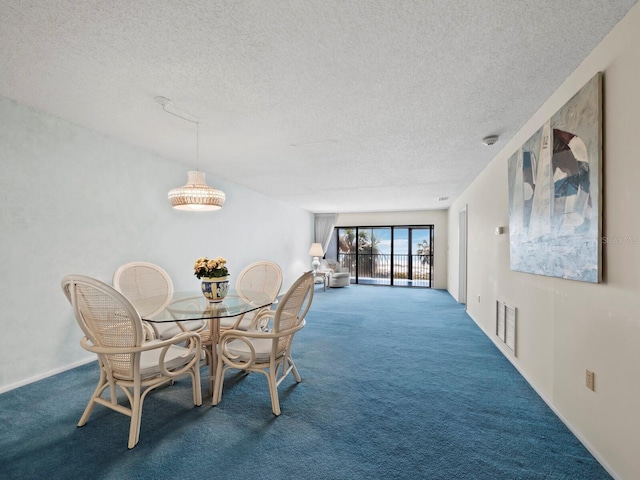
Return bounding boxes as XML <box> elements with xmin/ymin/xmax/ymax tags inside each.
<box><xmin>168</xmin><ymin>171</ymin><xmax>225</xmax><ymax>211</ymax></box>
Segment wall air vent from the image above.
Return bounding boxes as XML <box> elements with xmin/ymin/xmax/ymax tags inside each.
<box><xmin>496</xmin><ymin>300</ymin><xmax>516</xmax><ymax>355</ymax></box>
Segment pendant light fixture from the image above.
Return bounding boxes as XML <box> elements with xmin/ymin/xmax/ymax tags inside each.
<box><xmin>157</xmin><ymin>96</ymin><xmax>226</xmax><ymax>211</ymax></box>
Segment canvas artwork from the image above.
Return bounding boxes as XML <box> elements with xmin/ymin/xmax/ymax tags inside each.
<box><xmin>508</xmin><ymin>72</ymin><xmax>602</xmax><ymax>283</ymax></box>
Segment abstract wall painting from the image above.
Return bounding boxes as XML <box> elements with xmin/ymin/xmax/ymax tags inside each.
<box><xmin>508</xmin><ymin>72</ymin><xmax>602</xmax><ymax>283</ymax></box>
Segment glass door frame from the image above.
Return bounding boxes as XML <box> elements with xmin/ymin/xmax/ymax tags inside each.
<box><xmin>334</xmin><ymin>225</ymin><xmax>434</xmax><ymax>288</ymax></box>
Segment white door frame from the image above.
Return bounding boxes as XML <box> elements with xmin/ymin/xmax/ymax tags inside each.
<box><xmin>458</xmin><ymin>206</ymin><xmax>468</xmax><ymax>305</ymax></box>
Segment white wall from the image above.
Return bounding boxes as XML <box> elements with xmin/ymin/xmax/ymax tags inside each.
<box><xmin>0</xmin><ymin>96</ymin><xmax>313</xmax><ymax>391</ymax></box>
<box><xmin>337</xmin><ymin>210</ymin><xmax>448</xmax><ymax>289</ymax></box>
<box><xmin>447</xmin><ymin>4</ymin><xmax>640</xmax><ymax>479</ymax></box>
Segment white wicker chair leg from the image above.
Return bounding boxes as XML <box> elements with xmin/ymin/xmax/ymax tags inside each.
<box><xmin>289</xmin><ymin>357</ymin><xmax>302</xmax><ymax>383</ymax></box>
<box><xmin>267</xmin><ymin>369</ymin><xmax>281</xmax><ymax>416</ymax></box>
<box><xmin>78</xmin><ymin>369</ymin><xmax>106</xmax><ymax>427</ymax></box>
<box><xmin>212</xmin><ymin>362</ymin><xmax>225</xmax><ymax>406</ymax></box>
<box><xmin>128</xmin><ymin>389</ymin><xmax>143</xmax><ymax>449</ymax></box>
<box><xmin>192</xmin><ymin>364</ymin><xmax>202</xmax><ymax>406</ymax></box>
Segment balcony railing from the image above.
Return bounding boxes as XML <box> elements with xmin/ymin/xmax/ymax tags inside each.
<box><xmin>337</xmin><ymin>253</ymin><xmax>432</xmax><ymax>286</ymax></box>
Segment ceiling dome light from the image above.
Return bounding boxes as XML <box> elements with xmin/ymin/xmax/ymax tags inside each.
<box><xmin>482</xmin><ymin>135</ymin><xmax>499</xmax><ymax>146</ymax></box>
<box><xmin>168</xmin><ymin>171</ymin><xmax>225</xmax><ymax>211</ymax></box>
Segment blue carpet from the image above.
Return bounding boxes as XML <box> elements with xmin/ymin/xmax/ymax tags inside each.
<box><xmin>0</xmin><ymin>286</ymin><xmax>610</xmax><ymax>479</ymax></box>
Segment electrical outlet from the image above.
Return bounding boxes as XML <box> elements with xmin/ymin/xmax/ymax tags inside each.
<box><xmin>586</xmin><ymin>370</ymin><xmax>595</xmax><ymax>391</ymax></box>
<box><xmin>477</xmin><ymin>295</ymin><xmax>481</xmax><ymax>303</ymax></box>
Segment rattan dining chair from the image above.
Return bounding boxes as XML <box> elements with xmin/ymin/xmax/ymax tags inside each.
<box><xmin>113</xmin><ymin>261</ymin><xmax>204</xmax><ymax>340</ymax></box>
<box><xmin>220</xmin><ymin>260</ymin><xmax>283</xmax><ymax>331</ymax></box>
<box><xmin>212</xmin><ymin>271</ymin><xmax>314</xmax><ymax>415</ymax></box>
<box><xmin>61</xmin><ymin>274</ymin><xmax>202</xmax><ymax>449</ymax></box>
<box><xmin>215</xmin><ymin>261</ymin><xmax>282</xmax><ymax>330</ymax></box>
<box><xmin>195</xmin><ymin>261</ymin><xmax>283</xmax><ymax>385</ymax></box>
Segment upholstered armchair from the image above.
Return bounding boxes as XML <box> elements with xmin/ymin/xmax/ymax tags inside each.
<box><xmin>319</xmin><ymin>259</ymin><xmax>350</xmax><ymax>288</ymax></box>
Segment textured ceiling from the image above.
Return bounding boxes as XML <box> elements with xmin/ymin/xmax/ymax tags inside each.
<box><xmin>1</xmin><ymin>1</ymin><xmax>637</xmax><ymax>213</ymax></box>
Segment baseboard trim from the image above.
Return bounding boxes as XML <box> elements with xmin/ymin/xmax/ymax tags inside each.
<box><xmin>466</xmin><ymin>311</ymin><xmax>621</xmax><ymax>480</ymax></box>
<box><xmin>0</xmin><ymin>357</ymin><xmax>94</xmax><ymax>395</ymax></box>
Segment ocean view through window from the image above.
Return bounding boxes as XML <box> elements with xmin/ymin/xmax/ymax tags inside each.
<box><xmin>332</xmin><ymin>226</ymin><xmax>434</xmax><ymax>287</ymax></box>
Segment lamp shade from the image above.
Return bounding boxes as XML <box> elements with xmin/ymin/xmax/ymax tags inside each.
<box><xmin>308</xmin><ymin>243</ymin><xmax>324</xmax><ymax>257</ymax></box>
<box><xmin>168</xmin><ymin>171</ymin><xmax>226</xmax><ymax>211</ymax></box>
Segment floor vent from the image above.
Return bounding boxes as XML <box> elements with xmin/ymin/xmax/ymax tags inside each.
<box><xmin>496</xmin><ymin>300</ymin><xmax>517</xmax><ymax>355</ymax></box>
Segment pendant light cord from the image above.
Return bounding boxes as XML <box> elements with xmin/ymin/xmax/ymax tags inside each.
<box><xmin>156</xmin><ymin>96</ymin><xmax>199</xmax><ymax>124</ymax></box>
<box><xmin>156</xmin><ymin>96</ymin><xmax>201</xmax><ymax>170</ymax></box>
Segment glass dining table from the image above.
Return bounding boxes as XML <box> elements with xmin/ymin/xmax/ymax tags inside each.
<box><xmin>141</xmin><ymin>291</ymin><xmax>274</xmax><ymax>394</ymax></box>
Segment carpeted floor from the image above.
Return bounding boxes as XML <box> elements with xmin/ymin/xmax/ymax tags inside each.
<box><xmin>0</xmin><ymin>286</ymin><xmax>611</xmax><ymax>479</ymax></box>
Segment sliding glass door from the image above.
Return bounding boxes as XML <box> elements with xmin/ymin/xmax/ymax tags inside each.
<box><xmin>335</xmin><ymin>225</ymin><xmax>433</xmax><ymax>287</ymax></box>
<box><xmin>409</xmin><ymin>228</ymin><xmax>432</xmax><ymax>287</ymax></box>
<box><xmin>359</xmin><ymin>227</ymin><xmax>391</xmax><ymax>285</ymax></box>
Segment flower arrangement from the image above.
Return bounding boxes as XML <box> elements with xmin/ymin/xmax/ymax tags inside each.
<box><xmin>194</xmin><ymin>256</ymin><xmax>229</xmax><ymax>279</ymax></box>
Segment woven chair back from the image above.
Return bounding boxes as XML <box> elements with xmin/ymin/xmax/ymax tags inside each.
<box><xmin>236</xmin><ymin>261</ymin><xmax>283</xmax><ymax>303</ymax></box>
<box><xmin>273</xmin><ymin>271</ymin><xmax>314</xmax><ymax>351</ymax></box>
<box><xmin>62</xmin><ymin>275</ymin><xmax>145</xmax><ymax>379</ymax></box>
<box><xmin>113</xmin><ymin>262</ymin><xmax>174</xmax><ymax>318</ymax></box>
